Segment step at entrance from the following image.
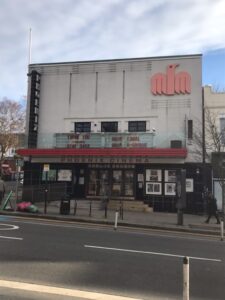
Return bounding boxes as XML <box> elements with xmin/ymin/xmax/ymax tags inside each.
<box><xmin>108</xmin><ymin>200</ymin><xmax>153</xmax><ymax>212</ymax></box>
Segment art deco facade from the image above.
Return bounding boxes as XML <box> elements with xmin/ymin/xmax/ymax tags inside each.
<box><xmin>18</xmin><ymin>54</ymin><xmax>208</xmax><ymax>212</ymax></box>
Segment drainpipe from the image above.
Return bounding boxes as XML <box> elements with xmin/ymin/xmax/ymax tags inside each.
<box><xmin>202</xmin><ymin>87</ymin><xmax>207</xmax><ymax>213</ymax></box>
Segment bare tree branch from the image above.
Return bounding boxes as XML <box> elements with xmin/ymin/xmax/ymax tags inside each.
<box><xmin>0</xmin><ymin>98</ymin><xmax>25</xmax><ymax>164</ymax></box>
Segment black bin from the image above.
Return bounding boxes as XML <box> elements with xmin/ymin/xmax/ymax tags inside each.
<box><xmin>60</xmin><ymin>195</ymin><xmax>70</xmax><ymax>215</ymax></box>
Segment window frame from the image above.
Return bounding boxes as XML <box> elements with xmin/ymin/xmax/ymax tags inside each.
<box><xmin>128</xmin><ymin>121</ymin><xmax>146</xmax><ymax>132</ymax></box>
<box><xmin>75</xmin><ymin>122</ymin><xmax>91</xmax><ymax>133</ymax></box>
<box><xmin>101</xmin><ymin>121</ymin><xmax>118</xmax><ymax>132</ymax></box>
<box><xmin>220</xmin><ymin>118</ymin><xmax>225</xmax><ymax>144</ymax></box>
<box><xmin>187</xmin><ymin>120</ymin><xmax>193</xmax><ymax>139</ymax></box>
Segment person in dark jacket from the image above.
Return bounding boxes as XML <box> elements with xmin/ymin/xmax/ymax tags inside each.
<box><xmin>205</xmin><ymin>192</ymin><xmax>220</xmax><ymax>224</ymax></box>
<box><xmin>0</xmin><ymin>176</ymin><xmax>6</xmax><ymax>205</ymax></box>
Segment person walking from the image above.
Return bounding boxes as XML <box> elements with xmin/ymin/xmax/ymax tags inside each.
<box><xmin>205</xmin><ymin>192</ymin><xmax>220</xmax><ymax>224</ymax></box>
<box><xmin>0</xmin><ymin>176</ymin><xmax>6</xmax><ymax>205</ymax></box>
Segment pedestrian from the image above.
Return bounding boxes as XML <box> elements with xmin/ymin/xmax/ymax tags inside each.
<box><xmin>205</xmin><ymin>192</ymin><xmax>220</xmax><ymax>224</ymax></box>
<box><xmin>0</xmin><ymin>176</ymin><xmax>6</xmax><ymax>205</ymax></box>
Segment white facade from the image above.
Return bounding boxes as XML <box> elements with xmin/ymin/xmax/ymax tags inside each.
<box><xmin>204</xmin><ymin>85</ymin><xmax>225</xmax><ymax>124</ymax></box>
<box><xmin>27</xmin><ymin>55</ymin><xmax>202</xmax><ymax>163</ymax></box>
<box><xmin>204</xmin><ymin>85</ymin><xmax>225</xmax><ymax>210</ymax></box>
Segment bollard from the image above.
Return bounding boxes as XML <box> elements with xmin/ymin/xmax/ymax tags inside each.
<box><xmin>104</xmin><ymin>203</ymin><xmax>107</xmax><ymax>219</ymax></box>
<box><xmin>74</xmin><ymin>201</ymin><xmax>77</xmax><ymax>216</ymax></box>
<box><xmin>120</xmin><ymin>203</ymin><xmax>124</xmax><ymax>220</ymax></box>
<box><xmin>183</xmin><ymin>256</ymin><xmax>189</xmax><ymax>300</ymax></box>
<box><xmin>89</xmin><ymin>201</ymin><xmax>92</xmax><ymax>217</ymax></box>
<box><xmin>44</xmin><ymin>188</ymin><xmax>48</xmax><ymax>214</ymax></box>
<box><xmin>114</xmin><ymin>210</ymin><xmax>119</xmax><ymax>230</ymax></box>
<box><xmin>220</xmin><ymin>220</ymin><xmax>224</xmax><ymax>241</ymax></box>
<box><xmin>177</xmin><ymin>209</ymin><xmax>183</xmax><ymax>225</ymax></box>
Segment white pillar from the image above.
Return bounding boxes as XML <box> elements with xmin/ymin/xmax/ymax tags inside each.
<box><xmin>114</xmin><ymin>210</ymin><xmax>119</xmax><ymax>230</ymax></box>
<box><xmin>183</xmin><ymin>256</ymin><xmax>189</xmax><ymax>300</ymax></box>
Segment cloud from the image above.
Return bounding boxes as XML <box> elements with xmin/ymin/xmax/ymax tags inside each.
<box><xmin>0</xmin><ymin>0</ymin><xmax>225</xmax><ymax>101</ymax></box>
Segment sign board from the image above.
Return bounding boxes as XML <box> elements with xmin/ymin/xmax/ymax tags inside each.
<box><xmin>58</xmin><ymin>169</ymin><xmax>72</xmax><ymax>181</ymax></box>
<box><xmin>43</xmin><ymin>164</ymin><xmax>50</xmax><ymax>172</ymax></box>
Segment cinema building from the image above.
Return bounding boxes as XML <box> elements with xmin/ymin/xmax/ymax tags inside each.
<box><xmin>17</xmin><ymin>54</ymin><xmax>210</xmax><ymax>212</ymax></box>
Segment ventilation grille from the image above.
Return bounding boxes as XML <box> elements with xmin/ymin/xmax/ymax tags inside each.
<box><xmin>30</xmin><ymin>61</ymin><xmax>152</xmax><ymax>75</ymax></box>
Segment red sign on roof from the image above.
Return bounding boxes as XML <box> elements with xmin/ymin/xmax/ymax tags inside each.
<box><xmin>151</xmin><ymin>64</ymin><xmax>191</xmax><ymax>96</ymax></box>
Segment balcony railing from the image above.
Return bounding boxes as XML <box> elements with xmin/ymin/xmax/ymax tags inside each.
<box><xmin>28</xmin><ymin>132</ymin><xmax>186</xmax><ymax>149</ymax></box>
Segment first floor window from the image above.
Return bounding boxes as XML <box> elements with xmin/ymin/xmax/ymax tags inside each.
<box><xmin>128</xmin><ymin>121</ymin><xmax>146</xmax><ymax>132</ymax></box>
<box><xmin>220</xmin><ymin>118</ymin><xmax>225</xmax><ymax>144</ymax></box>
<box><xmin>101</xmin><ymin>122</ymin><xmax>118</xmax><ymax>132</ymax></box>
<box><xmin>188</xmin><ymin>120</ymin><xmax>193</xmax><ymax>139</ymax></box>
<box><xmin>75</xmin><ymin>122</ymin><xmax>91</xmax><ymax>132</ymax></box>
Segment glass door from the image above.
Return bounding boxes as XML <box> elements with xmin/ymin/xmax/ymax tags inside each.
<box><xmin>99</xmin><ymin>170</ymin><xmax>109</xmax><ymax>197</ymax></box>
<box><xmin>88</xmin><ymin>170</ymin><xmax>98</xmax><ymax>196</ymax></box>
<box><xmin>112</xmin><ymin>170</ymin><xmax>122</xmax><ymax>196</ymax></box>
<box><xmin>124</xmin><ymin>170</ymin><xmax>134</xmax><ymax>196</ymax></box>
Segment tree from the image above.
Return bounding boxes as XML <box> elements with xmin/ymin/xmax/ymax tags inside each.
<box><xmin>193</xmin><ymin>107</ymin><xmax>225</xmax><ymax>162</ymax></box>
<box><xmin>194</xmin><ymin>94</ymin><xmax>225</xmax><ymax>214</ymax></box>
<box><xmin>0</xmin><ymin>98</ymin><xmax>25</xmax><ymax>163</ymax></box>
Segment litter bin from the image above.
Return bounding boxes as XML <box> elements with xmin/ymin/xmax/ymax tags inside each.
<box><xmin>60</xmin><ymin>195</ymin><xmax>70</xmax><ymax>215</ymax></box>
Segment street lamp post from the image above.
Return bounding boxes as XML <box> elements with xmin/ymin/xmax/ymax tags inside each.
<box><xmin>176</xmin><ymin>169</ymin><xmax>186</xmax><ymax>226</ymax></box>
<box><xmin>222</xmin><ymin>166</ymin><xmax>225</xmax><ymax>225</ymax></box>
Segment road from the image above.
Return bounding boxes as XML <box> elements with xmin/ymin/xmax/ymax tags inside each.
<box><xmin>0</xmin><ymin>215</ymin><xmax>225</xmax><ymax>299</ymax></box>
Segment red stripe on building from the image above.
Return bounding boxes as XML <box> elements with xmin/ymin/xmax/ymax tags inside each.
<box><xmin>17</xmin><ymin>148</ymin><xmax>187</xmax><ymax>158</ymax></box>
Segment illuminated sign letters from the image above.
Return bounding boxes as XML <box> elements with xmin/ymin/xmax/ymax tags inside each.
<box><xmin>151</xmin><ymin>64</ymin><xmax>191</xmax><ymax>96</ymax></box>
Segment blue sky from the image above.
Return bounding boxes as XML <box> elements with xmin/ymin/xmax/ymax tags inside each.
<box><xmin>0</xmin><ymin>0</ymin><xmax>225</xmax><ymax>104</ymax></box>
<box><xmin>203</xmin><ymin>49</ymin><xmax>225</xmax><ymax>90</ymax></box>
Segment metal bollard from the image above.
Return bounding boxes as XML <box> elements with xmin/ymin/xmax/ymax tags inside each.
<box><xmin>104</xmin><ymin>203</ymin><xmax>107</xmax><ymax>218</ymax></box>
<box><xmin>74</xmin><ymin>201</ymin><xmax>77</xmax><ymax>216</ymax></box>
<box><xmin>220</xmin><ymin>220</ymin><xmax>224</xmax><ymax>241</ymax></box>
<box><xmin>183</xmin><ymin>256</ymin><xmax>189</xmax><ymax>300</ymax></box>
<box><xmin>114</xmin><ymin>210</ymin><xmax>119</xmax><ymax>230</ymax></box>
<box><xmin>89</xmin><ymin>201</ymin><xmax>92</xmax><ymax>217</ymax></box>
<box><xmin>44</xmin><ymin>188</ymin><xmax>48</xmax><ymax>214</ymax></box>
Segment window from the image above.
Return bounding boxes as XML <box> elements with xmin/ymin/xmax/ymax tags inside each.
<box><xmin>220</xmin><ymin>118</ymin><xmax>225</xmax><ymax>144</ymax></box>
<box><xmin>42</xmin><ymin>169</ymin><xmax>57</xmax><ymax>181</ymax></box>
<box><xmin>101</xmin><ymin>122</ymin><xmax>118</xmax><ymax>132</ymax></box>
<box><xmin>128</xmin><ymin>121</ymin><xmax>146</xmax><ymax>132</ymax></box>
<box><xmin>187</xmin><ymin>120</ymin><xmax>193</xmax><ymax>139</ymax></box>
<box><xmin>75</xmin><ymin>122</ymin><xmax>91</xmax><ymax>133</ymax></box>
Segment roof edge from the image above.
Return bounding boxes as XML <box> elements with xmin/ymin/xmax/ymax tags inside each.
<box><xmin>29</xmin><ymin>54</ymin><xmax>202</xmax><ymax>68</ymax></box>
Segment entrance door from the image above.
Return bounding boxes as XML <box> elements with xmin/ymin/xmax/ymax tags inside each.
<box><xmin>99</xmin><ymin>170</ymin><xmax>110</xmax><ymax>197</ymax></box>
<box><xmin>136</xmin><ymin>172</ymin><xmax>144</xmax><ymax>200</ymax></box>
<box><xmin>73</xmin><ymin>167</ymin><xmax>85</xmax><ymax>198</ymax></box>
<box><xmin>112</xmin><ymin>169</ymin><xmax>135</xmax><ymax>197</ymax></box>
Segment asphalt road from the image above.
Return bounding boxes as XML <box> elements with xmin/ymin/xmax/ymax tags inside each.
<box><xmin>0</xmin><ymin>216</ymin><xmax>225</xmax><ymax>299</ymax></box>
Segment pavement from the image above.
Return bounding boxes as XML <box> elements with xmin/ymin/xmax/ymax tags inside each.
<box><xmin>0</xmin><ymin>199</ymin><xmax>223</xmax><ymax>237</ymax></box>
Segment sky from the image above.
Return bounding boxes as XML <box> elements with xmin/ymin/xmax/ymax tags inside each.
<box><xmin>0</xmin><ymin>0</ymin><xmax>225</xmax><ymax>104</ymax></box>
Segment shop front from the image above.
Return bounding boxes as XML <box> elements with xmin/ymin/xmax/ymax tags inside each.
<box><xmin>18</xmin><ymin>147</ymin><xmax>188</xmax><ymax>211</ymax></box>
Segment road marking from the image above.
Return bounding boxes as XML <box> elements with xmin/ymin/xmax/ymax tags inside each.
<box><xmin>0</xmin><ymin>223</ymin><xmax>19</xmax><ymax>230</ymax></box>
<box><xmin>0</xmin><ymin>279</ymin><xmax>143</xmax><ymax>300</ymax></box>
<box><xmin>84</xmin><ymin>245</ymin><xmax>222</xmax><ymax>262</ymax></box>
<box><xmin>0</xmin><ymin>235</ymin><xmax>23</xmax><ymax>240</ymax></box>
<box><xmin>6</xmin><ymin>216</ymin><xmax>220</xmax><ymax>240</ymax></box>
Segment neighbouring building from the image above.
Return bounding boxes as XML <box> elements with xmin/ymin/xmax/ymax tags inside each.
<box><xmin>204</xmin><ymin>85</ymin><xmax>225</xmax><ymax>210</ymax></box>
<box><xmin>17</xmin><ymin>54</ymin><xmax>209</xmax><ymax>212</ymax></box>
<box><xmin>1</xmin><ymin>133</ymin><xmax>25</xmax><ymax>180</ymax></box>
